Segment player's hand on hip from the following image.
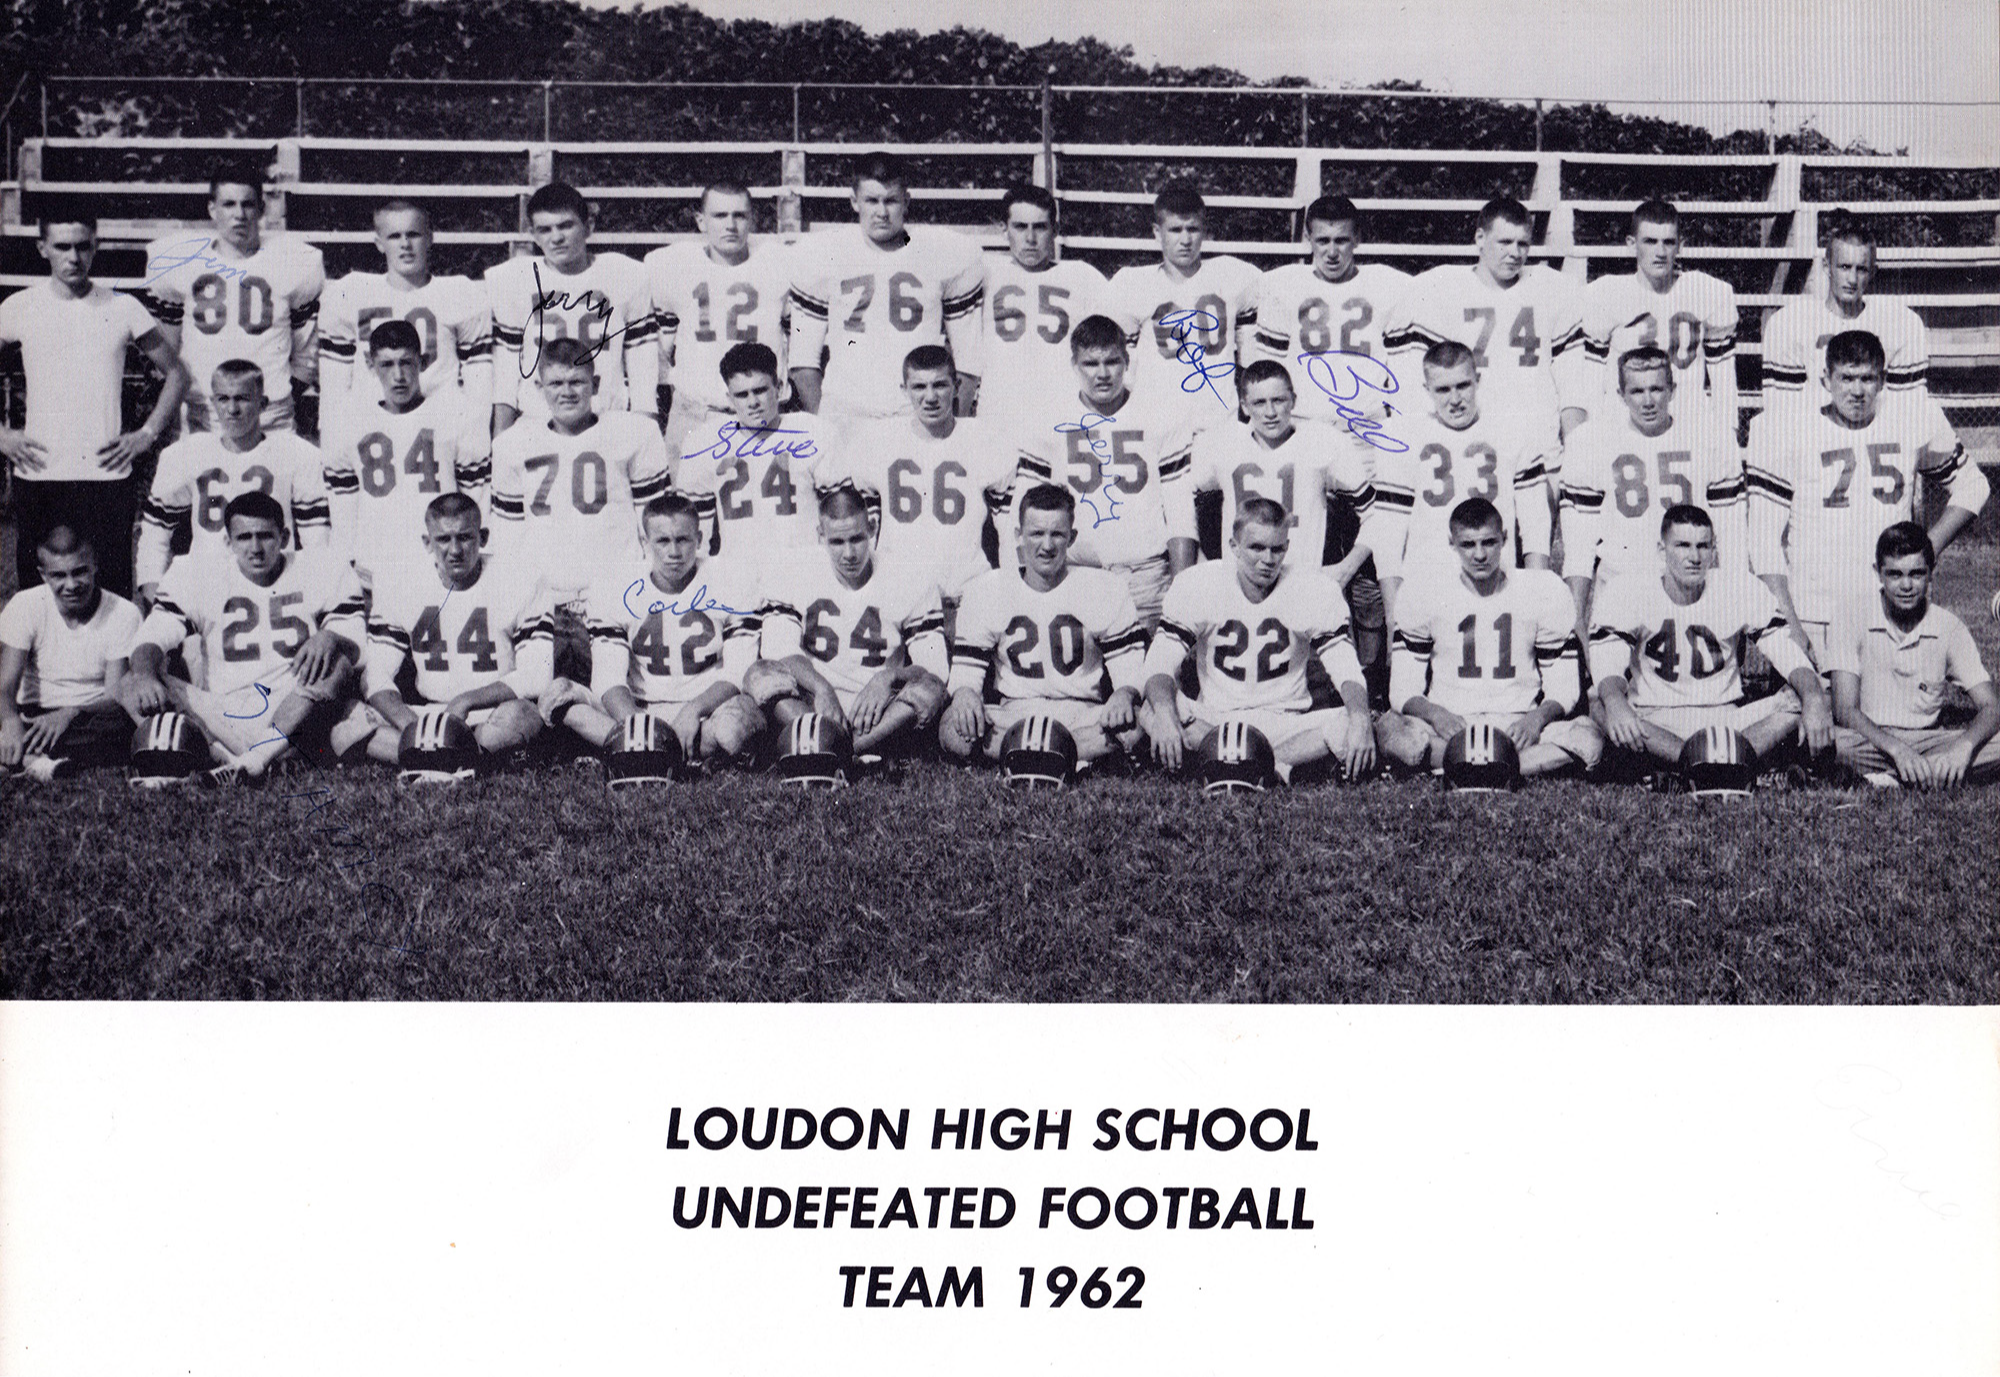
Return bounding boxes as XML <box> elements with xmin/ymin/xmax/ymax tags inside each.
<box><xmin>0</xmin><ymin>430</ymin><xmax>49</xmax><ymax>472</ymax></box>
<box><xmin>96</xmin><ymin>431</ymin><xmax>152</xmax><ymax>472</ymax></box>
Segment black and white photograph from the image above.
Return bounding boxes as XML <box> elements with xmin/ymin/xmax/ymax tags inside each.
<box><xmin>1</xmin><ymin>0</ymin><xmax>1995</xmax><ymax>1370</ymax></box>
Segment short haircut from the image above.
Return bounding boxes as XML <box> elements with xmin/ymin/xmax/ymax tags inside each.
<box><xmin>1237</xmin><ymin>358</ymin><xmax>1295</xmax><ymax>395</ymax></box>
<box><xmin>902</xmin><ymin>344</ymin><xmax>955</xmax><ymax>379</ymax></box>
<box><xmin>852</xmin><ymin>152</ymin><xmax>908</xmax><ymax>192</ymax></box>
<box><xmin>820</xmin><ymin>486</ymin><xmax>872</xmax><ymax>523</ymax></box>
<box><xmin>1070</xmin><ymin>314</ymin><xmax>1128</xmax><ymax>358</ymax></box>
<box><xmin>1630</xmin><ymin>198</ymin><xmax>1679</xmax><ymax>234</ymax></box>
<box><xmin>222</xmin><ymin>490</ymin><xmax>286</xmax><ymax>534</ymax></box>
<box><xmin>209</xmin><ymin>171</ymin><xmax>265</xmax><ymax>201</ymax></box>
<box><xmin>425</xmin><ymin>492</ymin><xmax>481</xmax><ymax>528</ymax></box>
<box><xmin>1304</xmin><ymin>194</ymin><xmax>1359</xmax><ymax>233</ymax></box>
<box><xmin>538</xmin><ymin>336</ymin><xmax>595</xmax><ymax>372</ymax></box>
<box><xmin>1154</xmin><ymin>182</ymin><xmax>1206</xmax><ymax>223</ymax></box>
<box><xmin>38</xmin><ymin>213</ymin><xmax>97</xmax><ymax>237</ymax></box>
<box><xmin>1825</xmin><ymin>210</ymin><xmax>1877</xmax><ymax>254</ymax></box>
<box><xmin>36</xmin><ymin>525</ymin><xmax>93</xmax><ymax>562</ymax></box>
<box><xmin>526</xmin><ymin>181</ymin><xmax>591</xmax><ymax>224</ymax></box>
<box><xmin>1875</xmin><ymin>520</ymin><xmax>1935</xmax><ymax>570</ymax></box>
<box><xmin>1001</xmin><ymin>184</ymin><xmax>1057</xmax><ymax>223</ymax></box>
<box><xmin>700</xmin><ymin>179</ymin><xmax>753</xmax><ymax>209</ymax></box>
<box><xmin>1616</xmin><ymin>345</ymin><xmax>1673</xmax><ymax>389</ymax></box>
<box><xmin>642</xmin><ymin>493</ymin><xmax>701</xmax><ymax>531</ymax></box>
<box><xmin>1447</xmin><ymin>496</ymin><xmax>1504</xmax><ymax>536</ymax></box>
<box><xmin>1016</xmin><ymin>482</ymin><xmax>1076</xmax><ymax>524</ymax></box>
<box><xmin>1476</xmin><ymin>196</ymin><xmax>1532</xmax><ymax>235</ymax></box>
<box><xmin>1659</xmin><ymin>503</ymin><xmax>1714</xmax><ymax>539</ymax></box>
<box><xmin>719</xmin><ymin>341</ymin><xmax>780</xmax><ymax>384</ymax></box>
<box><xmin>212</xmin><ymin>358</ymin><xmax>267</xmax><ymax>391</ymax></box>
<box><xmin>1234</xmin><ymin>495</ymin><xmax>1289</xmax><ymax>536</ymax></box>
<box><xmin>368</xmin><ymin>319</ymin><xmax>423</xmax><ymax>357</ymax></box>
<box><xmin>1422</xmin><ymin>339</ymin><xmax>1477</xmax><ymax>375</ymax></box>
<box><xmin>1825</xmin><ymin>329</ymin><xmax>1886</xmax><ymax>374</ymax></box>
<box><xmin>373</xmin><ymin>199</ymin><xmax>429</xmax><ymax>231</ymax></box>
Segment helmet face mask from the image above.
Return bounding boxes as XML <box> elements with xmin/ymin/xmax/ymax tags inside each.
<box><xmin>606</xmin><ymin>712</ymin><xmax>686</xmax><ymax>789</ymax></box>
<box><xmin>1680</xmin><ymin>724</ymin><xmax>1758</xmax><ymax>798</ymax></box>
<box><xmin>1000</xmin><ymin>712</ymin><xmax>1078</xmax><ymax>790</ymax></box>
<box><xmin>129</xmin><ymin>711</ymin><xmax>208</xmax><ymax>788</ymax></box>
<box><xmin>396</xmin><ymin>705</ymin><xmax>479</xmax><ymax>786</ymax></box>
<box><xmin>1200</xmin><ymin>719</ymin><xmax>1276</xmax><ymax>795</ymax></box>
<box><xmin>1442</xmin><ymin>721</ymin><xmax>1521</xmax><ymax>792</ymax></box>
<box><xmin>775</xmin><ymin>711</ymin><xmax>851</xmax><ymax>789</ymax></box>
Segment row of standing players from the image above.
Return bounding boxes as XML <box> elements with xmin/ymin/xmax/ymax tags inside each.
<box><xmin>0</xmin><ymin>155</ymin><xmax>1993</xmax><ymax>786</ymax></box>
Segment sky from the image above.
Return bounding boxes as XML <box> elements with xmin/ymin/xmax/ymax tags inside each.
<box><xmin>588</xmin><ymin>0</ymin><xmax>2000</xmax><ymax>158</ymax></box>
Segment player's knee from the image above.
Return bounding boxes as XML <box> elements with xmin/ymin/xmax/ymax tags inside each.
<box><xmin>702</xmin><ymin>695</ymin><xmax>765</xmax><ymax>758</ymax></box>
<box><xmin>898</xmin><ymin>676</ymin><xmax>947</xmax><ymax>728</ymax></box>
<box><xmin>742</xmin><ymin>659</ymin><xmax>802</xmax><ymax>708</ymax></box>
<box><xmin>479</xmin><ymin>700</ymin><xmax>544</xmax><ymax>752</ymax></box>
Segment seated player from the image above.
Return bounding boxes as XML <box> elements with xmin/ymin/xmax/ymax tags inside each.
<box><xmin>746</xmin><ymin>488</ymin><xmax>948</xmax><ymax>759</ymax></box>
<box><xmin>558</xmin><ymin>494</ymin><xmax>765</xmax><ymax>765</ymax></box>
<box><xmin>1748</xmin><ymin>329</ymin><xmax>1986</xmax><ymax>664</ymax></box>
<box><xmin>1378</xmin><ymin>497</ymin><xmax>1601</xmax><ymax>779</ymax></box>
<box><xmin>0</xmin><ymin>526</ymin><xmax>141</xmax><ymax>778</ymax></box>
<box><xmin>940</xmin><ymin>482</ymin><xmax>1150</xmax><ymax>768</ymax></box>
<box><xmin>1248</xmin><ymin>195</ymin><xmax>1409</xmax><ymax>421</ymax></box>
<box><xmin>1588</xmin><ymin>505</ymin><xmax>1833</xmax><ymax>776</ymax></box>
<box><xmin>322</xmin><ymin>320</ymin><xmax>490</xmax><ymax>591</ymax></box>
<box><xmin>123</xmin><ymin>492</ymin><xmax>366</xmax><ymax>778</ymax></box>
<box><xmin>672</xmin><ymin>341</ymin><xmax>841</xmax><ymax>565</ymax></box>
<box><xmin>1827</xmin><ymin>522</ymin><xmax>2000</xmax><ymax>788</ymax></box>
<box><xmin>344</xmin><ymin>494</ymin><xmax>551</xmax><ymax>769</ymax></box>
<box><xmin>1139</xmin><ymin>496</ymin><xmax>1375</xmax><ymax>782</ymax></box>
<box><xmin>136</xmin><ymin>359</ymin><xmax>329</xmax><ymax>610</ymax></box>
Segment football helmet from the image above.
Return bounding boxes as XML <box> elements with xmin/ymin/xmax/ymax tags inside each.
<box><xmin>1680</xmin><ymin>724</ymin><xmax>1758</xmax><ymax>798</ymax></box>
<box><xmin>396</xmin><ymin>706</ymin><xmax>479</xmax><ymax>786</ymax></box>
<box><xmin>1000</xmin><ymin>713</ymin><xmax>1078</xmax><ymax>790</ymax></box>
<box><xmin>606</xmin><ymin>712</ymin><xmax>686</xmax><ymax>788</ymax></box>
<box><xmin>1200</xmin><ymin>719</ymin><xmax>1276</xmax><ymax>795</ymax></box>
<box><xmin>1442</xmin><ymin>721</ymin><xmax>1521</xmax><ymax>792</ymax></box>
<box><xmin>129</xmin><ymin>711</ymin><xmax>208</xmax><ymax>788</ymax></box>
<box><xmin>774</xmin><ymin>711</ymin><xmax>851</xmax><ymax>788</ymax></box>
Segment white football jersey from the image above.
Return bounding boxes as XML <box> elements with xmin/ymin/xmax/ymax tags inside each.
<box><xmin>949</xmin><ymin>564</ymin><xmax>1147</xmax><ymax>705</ymax></box>
<box><xmin>1144</xmin><ymin>560</ymin><xmax>1362</xmax><ymax>716</ymax></box>
<box><xmin>834</xmin><ymin>416</ymin><xmax>1017</xmax><ymax>593</ymax></box>
<box><xmin>1249</xmin><ymin>262</ymin><xmax>1410</xmax><ymax>418</ymax></box>
<box><xmin>788</xmin><ymin>225</ymin><xmax>986</xmax><ymax>422</ymax></box>
<box><xmin>1106</xmin><ymin>256</ymin><xmax>1262</xmax><ymax>381</ymax></box>
<box><xmin>137</xmin><ymin>547</ymin><xmax>366</xmax><ymax>698</ymax></box>
<box><xmin>1383</xmin><ymin>263</ymin><xmax>1583</xmax><ymax>424</ymax></box>
<box><xmin>1557</xmin><ymin>403</ymin><xmax>1746</xmax><ymax>585</ymax></box>
<box><xmin>488</xmin><ymin>251</ymin><xmax>659</xmax><ymax>419</ymax></box>
<box><xmin>317</xmin><ymin>271</ymin><xmax>493</xmax><ymax>427</ymax></box>
<box><xmin>586</xmin><ymin>557</ymin><xmax>761</xmax><ymax>708</ymax></box>
<box><xmin>645</xmin><ymin>239</ymin><xmax>792</xmax><ymax>415</ymax></box>
<box><xmin>758</xmin><ymin>554</ymin><xmax>947</xmax><ymax>707</ymax></box>
<box><xmin>977</xmin><ymin>254</ymin><xmax>1109</xmax><ymax>430</ymax></box>
<box><xmin>1760</xmin><ymin>295</ymin><xmax>1929</xmax><ymax>407</ymax></box>
<box><xmin>1369</xmin><ymin>406</ymin><xmax>1554</xmax><ymax>584</ymax></box>
<box><xmin>136</xmin><ymin>430</ymin><xmax>330</xmax><ymax>588</ymax></box>
<box><xmin>1389</xmin><ymin>566</ymin><xmax>1581</xmax><ymax>718</ymax></box>
<box><xmin>364</xmin><ymin>556</ymin><xmax>552</xmax><ymax>705</ymax></box>
<box><xmin>323</xmin><ymin>389</ymin><xmax>492</xmax><ymax>585</ymax></box>
<box><xmin>1587</xmin><ymin>568</ymin><xmax>1808</xmax><ymax>713</ymax></box>
<box><xmin>490</xmin><ymin>413</ymin><xmax>673</xmax><ymax>601</ymax></box>
<box><xmin>0</xmin><ymin>585</ymin><xmax>143</xmax><ymax>711</ymax></box>
<box><xmin>1176</xmin><ymin>417</ymin><xmax>1383</xmax><ymax>570</ymax></box>
<box><xmin>141</xmin><ymin>231</ymin><xmax>324</xmax><ymax>421</ymax></box>
<box><xmin>1016</xmin><ymin>385</ymin><xmax>1198</xmax><ymax>568</ymax></box>
<box><xmin>1578</xmin><ymin>268</ymin><xmax>1737</xmax><ymax>402</ymax></box>
<box><xmin>671</xmin><ymin>411</ymin><xmax>842</xmax><ymax>563</ymax></box>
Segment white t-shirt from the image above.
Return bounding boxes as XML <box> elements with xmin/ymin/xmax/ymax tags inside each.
<box><xmin>0</xmin><ymin>585</ymin><xmax>143</xmax><ymax>710</ymax></box>
<box><xmin>0</xmin><ymin>282</ymin><xmax>162</xmax><ymax>480</ymax></box>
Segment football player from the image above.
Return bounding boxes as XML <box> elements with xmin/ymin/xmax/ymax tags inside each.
<box><xmin>316</xmin><ymin>200</ymin><xmax>492</xmax><ymax>436</ymax></box>
<box><xmin>0</xmin><ymin>212</ymin><xmax>188</xmax><ymax>600</ymax></box>
<box><xmin>940</xmin><ymin>482</ymin><xmax>1149</xmax><ymax>767</ymax></box>
<box><xmin>323</xmin><ymin>320</ymin><xmax>490</xmax><ymax>591</ymax></box>
<box><xmin>788</xmin><ymin>151</ymin><xmax>986</xmax><ymax>428</ymax></box>
<box><xmin>1588</xmin><ymin>504</ymin><xmax>1832</xmax><ymax>772</ymax></box>
<box><xmin>1762</xmin><ymin>215</ymin><xmax>1929</xmax><ymax>412</ymax></box>
<box><xmin>646</xmin><ymin>180</ymin><xmax>792</xmax><ymax>450</ymax></box>
<box><xmin>977</xmin><ymin>185</ymin><xmax>1107</xmax><ymax>431</ymax></box>
<box><xmin>1377</xmin><ymin>497</ymin><xmax>1601</xmax><ymax>779</ymax></box>
<box><xmin>489</xmin><ymin>181</ymin><xmax>657</xmax><ymax>435</ymax></box>
<box><xmin>1576</xmin><ymin>200</ymin><xmax>1738</xmax><ymax>427</ymax></box>
<box><xmin>142</xmin><ymin>170</ymin><xmax>323</xmax><ymax>434</ymax></box>
<box><xmin>1383</xmin><ymin>196</ymin><xmax>1584</xmax><ymax>443</ymax></box>
<box><xmin>834</xmin><ymin>345</ymin><xmax>1017</xmax><ymax>616</ymax></box>
<box><xmin>1747</xmin><ymin>330</ymin><xmax>1986</xmax><ymax>663</ymax></box>
<box><xmin>559</xmin><ymin>494</ymin><xmax>765</xmax><ymax>763</ymax></box>
<box><xmin>1249</xmin><ymin>195</ymin><xmax>1409</xmax><ymax>421</ymax></box>
<box><xmin>136</xmin><ymin>359</ymin><xmax>330</xmax><ymax>611</ymax></box>
<box><xmin>1827</xmin><ymin>522</ymin><xmax>2000</xmax><ymax>787</ymax></box>
<box><xmin>1105</xmin><ymin>182</ymin><xmax>1262</xmax><ymax>410</ymax></box>
<box><xmin>345</xmin><ymin>493</ymin><xmax>551</xmax><ymax>765</ymax></box>
<box><xmin>1139</xmin><ymin>496</ymin><xmax>1375</xmax><ymax>782</ymax></box>
<box><xmin>0</xmin><ymin>527</ymin><xmax>141</xmax><ymax>778</ymax></box>
<box><xmin>747</xmin><ymin>487</ymin><xmax>948</xmax><ymax>758</ymax></box>
<box><xmin>1014</xmin><ymin>314</ymin><xmax>1197</xmax><ymax>631</ymax></box>
<box><xmin>123</xmin><ymin>491</ymin><xmax>366</xmax><ymax>778</ymax></box>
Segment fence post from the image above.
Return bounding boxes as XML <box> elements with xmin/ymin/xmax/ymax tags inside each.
<box><xmin>1299</xmin><ymin>92</ymin><xmax>1309</xmax><ymax>148</ymax></box>
<box><xmin>1535</xmin><ymin>97</ymin><xmax>1543</xmax><ymax>152</ymax></box>
<box><xmin>779</xmin><ymin>147</ymin><xmax>805</xmax><ymax>236</ymax></box>
<box><xmin>791</xmin><ymin>84</ymin><xmax>801</xmax><ymax>144</ymax></box>
<box><xmin>295</xmin><ymin>79</ymin><xmax>305</xmax><ymax>138</ymax></box>
<box><xmin>1041</xmin><ymin>75</ymin><xmax>1054</xmax><ymax>190</ymax></box>
<box><xmin>39</xmin><ymin>78</ymin><xmax>47</xmax><ymax>139</ymax></box>
<box><xmin>1765</xmin><ymin>100</ymin><xmax>1777</xmax><ymax>155</ymax></box>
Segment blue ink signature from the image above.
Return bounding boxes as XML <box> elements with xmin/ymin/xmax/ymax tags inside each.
<box><xmin>522</xmin><ymin>263</ymin><xmax>644</xmax><ymax>379</ymax></box>
<box><xmin>623</xmin><ymin>579</ymin><xmax>748</xmax><ymax>620</ymax></box>
<box><xmin>223</xmin><ymin>681</ymin><xmax>273</xmax><ymax>719</ymax></box>
<box><xmin>1298</xmin><ymin>350</ymin><xmax>1409</xmax><ymax>453</ymax></box>
<box><xmin>684</xmin><ymin>420</ymin><xmax>819</xmax><ymax>468</ymax></box>
<box><xmin>1053</xmin><ymin>412</ymin><xmax>1120</xmax><ymax>460</ymax></box>
<box><xmin>1160</xmin><ymin>309</ymin><xmax>1237</xmax><ymax>408</ymax></box>
<box><xmin>1078</xmin><ymin>490</ymin><xmax>1123</xmax><ymax>528</ymax></box>
<box><xmin>143</xmin><ymin>237</ymin><xmax>249</xmax><ymax>288</ymax></box>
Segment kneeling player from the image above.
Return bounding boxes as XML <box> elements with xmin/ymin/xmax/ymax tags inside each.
<box><xmin>0</xmin><ymin>526</ymin><xmax>141</xmax><ymax>777</ymax></box>
<box><xmin>1588</xmin><ymin>505</ymin><xmax>1832</xmax><ymax>775</ymax></box>
<box><xmin>559</xmin><ymin>494</ymin><xmax>765</xmax><ymax>764</ymax></box>
<box><xmin>940</xmin><ymin>482</ymin><xmax>1149</xmax><ymax>767</ymax></box>
<box><xmin>1140</xmin><ymin>497</ymin><xmax>1375</xmax><ymax>782</ymax></box>
<box><xmin>346</xmin><ymin>494</ymin><xmax>551</xmax><ymax>769</ymax></box>
<box><xmin>747</xmin><ymin>487</ymin><xmax>948</xmax><ymax>758</ymax></box>
<box><xmin>1378</xmin><ymin>497</ymin><xmax>1601</xmax><ymax>778</ymax></box>
<box><xmin>123</xmin><ymin>492</ymin><xmax>366</xmax><ymax>777</ymax></box>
